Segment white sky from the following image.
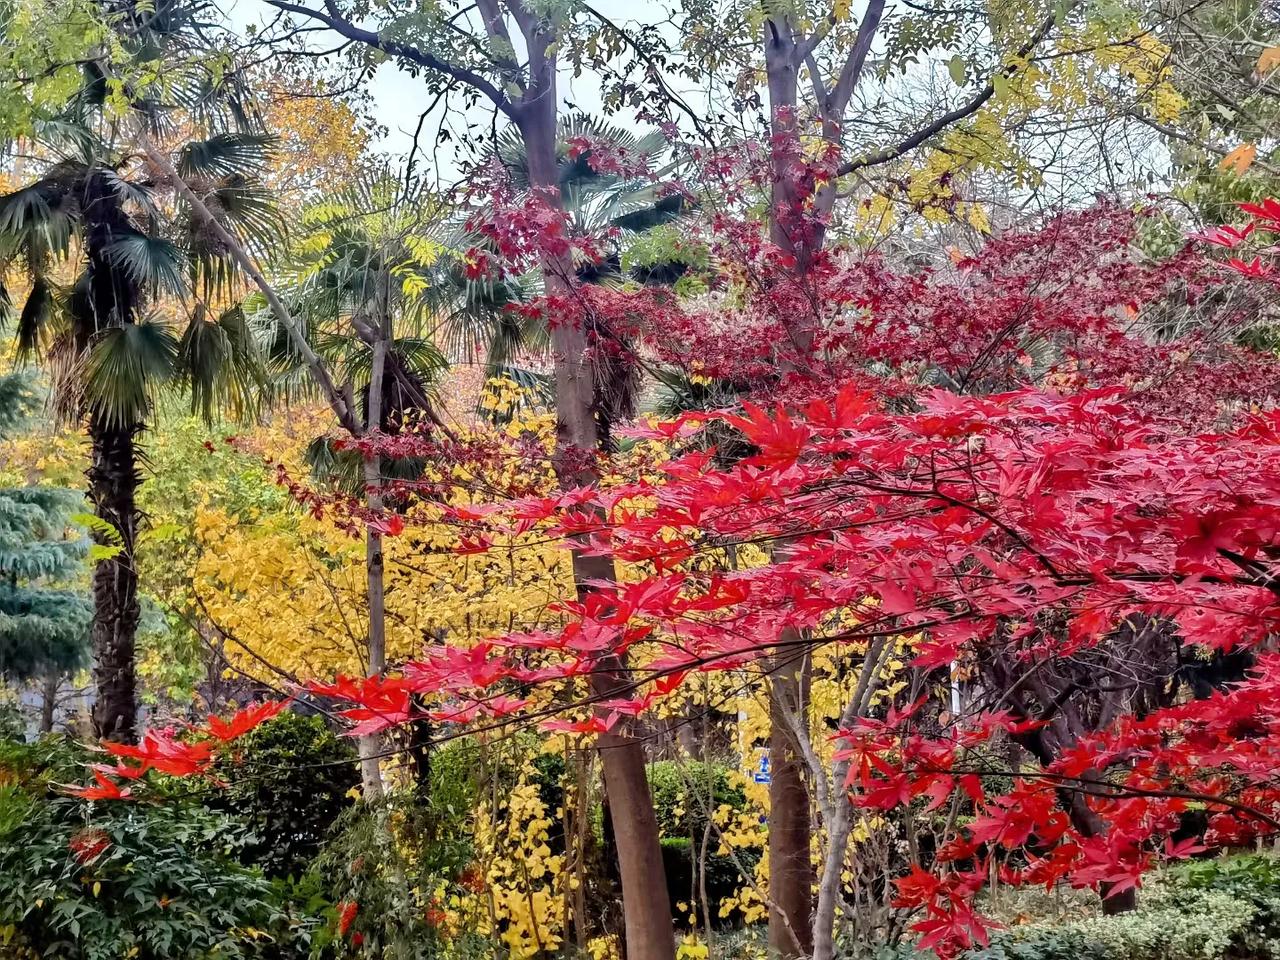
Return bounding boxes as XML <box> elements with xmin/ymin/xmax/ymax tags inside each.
<box><xmin>216</xmin><ymin>1</ymin><xmax>1172</xmax><ymax>209</ymax></box>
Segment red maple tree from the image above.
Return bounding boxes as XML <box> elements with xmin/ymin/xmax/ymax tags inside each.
<box><xmin>73</xmin><ymin>145</ymin><xmax>1280</xmax><ymax>958</ymax></box>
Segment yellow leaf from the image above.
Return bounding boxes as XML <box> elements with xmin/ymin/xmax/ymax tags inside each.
<box><xmin>92</xmin><ymin>882</ymin><xmax>101</xmax><ymax>897</ymax></box>
<box><xmin>1219</xmin><ymin>143</ymin><xmax>1257</xmax><ymax>176</ymax></box>
<box><xmin>833</xmin><ymin>0</ymin><xmax>850</xmax><ymax>21</ymax></box>
<box><xmin>1258</xmin><ymin>46</ymin><xmax>1280</xmax><ymax>75</ymax></box>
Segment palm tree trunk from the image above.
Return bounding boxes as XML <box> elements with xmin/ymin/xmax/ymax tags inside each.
<box><xmin>87</xmin><ymin>413</ymin><xmax>141</xmax><ymax>743</ymax></box>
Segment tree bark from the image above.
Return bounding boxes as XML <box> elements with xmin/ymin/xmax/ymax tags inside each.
<box><xmin>40</xmin><ymin>670</ymin><xmax>59</xmax><ymax>734</ymax></box>
<box><xmin>1065</xmin><ymin>783</ymin><xmax>1138</xmax><ymax>914</ymax></box>
<box><xmin>768</xmin><ymin>644</ymin><xmax>814</xmax><ymax>957</ymax></box>
<box><xmin>763</xmin><ymin>33</ymin><xmax>816</xmax><ymax>954</ymax></box>
<box><xmin>88</xmin><ymin>414</ymin><xmax>141</xmax><ymax>743</ymax></box>
<box><xmin>520</xmin><ymin>103</ymin><xmax>675</xmax><ymax>960</ymax></box>
<box><xmin>360</xmin><ymin>328</ymin><xmax>389</xmax><ymax>798</ymax></box>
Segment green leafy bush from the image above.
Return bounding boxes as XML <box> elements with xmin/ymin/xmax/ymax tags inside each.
<box><xmin>204</xmin><ymin>711</ymin><xmax>358</xmax><ymax>878</ymax></box>
<box><xmin>0</xmin><ymin>737</ymin><xmax>321</xmax><ymax>959</ymax></box>
<box><xmin>647</xmin><ymin>761</ymin><xmax>747</xmax><ymax>842</ymax></box>
<box><xmin>309</xmin><ymin>794</ymin><xmax>472</xmax><ymax>960</ymax></box>
<box><xmin>620</xmin><ymin>223</ymin><xmax>711</xmax><ymax>293</ymax></box>
<box><xmin>960</xmin><ymin>855</ymin><xmax>1280</xmax><ymax>960</ymax></box>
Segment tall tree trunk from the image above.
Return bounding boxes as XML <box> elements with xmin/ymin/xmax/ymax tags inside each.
<box><xmin>88</xmin><ymin>415</ymin><xmax>140</xmax><ymax>743</ymax></box>
<box><xmin>359</xmin><ymin>300</ymin><xmax>390</xmax><ymax>799</ymax></box>
<box><xmin>40</xmin><ymin>670</ymin><xmax>59</xmax><ymax>734</ymax></box>
<box><xmin>764</xmin><ymin>27</ymin><xmax>816</xmax><ymax>955</ymax></box>
<box><xmin>521</xmin><ymin>107</ymin><xmax>675</xmax><ymax>960</ymax></box>
<box><xmin>768</xmin><ymin>645</ymin><xmax>814</xmax><ymax>957</ymax></box>
<box><xmin>1065</xmin><ymin>783</ymin><xmax>1138</xmax><ymax>914</ymax></box>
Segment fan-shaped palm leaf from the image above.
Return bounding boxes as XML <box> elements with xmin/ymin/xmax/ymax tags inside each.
<box><xmin>178</xmin><ymin>132</ymin><xmax>276</xmax><ymax>179</ymax></box>
<box><xmin>178</xmin><ymin>303</ymin><xmax>265</xmax><ymax>422</ymax></box>
<box><xmin>303</xmin><ymin>434</ymin><xmax>429</xmax><ymax>497</ymax></box>
<box><xmin>104</xmin><ymin>233</ymin><xmax>186</xmax><ymax>298</ymax></box>
<box><xmin>80</xmin><ymin>316</ymin><xmax>179</xmax><ymax>428</ymax></box>
<box><xmin>102</xmin><ymin>169</ymin><xmax>162</xmax><ymax>223</ymax></box>
<box><xmin>433</xmin><ymin>116</ymin><xmax>684</xmax><ymax>368</ymax></box>
<box><xmin>188</xmin><ymin>181</ymin><xmax>284</xmax><ymax>298</ymax></box>
<box><xmin>205</xmin><ymin>180</ymin><xmax>284</xmax><ymax>250</ymax></box>
<box><xmin>17</xmin><ymin>117</ymin><xmax>94</xmax><ymax>167</ymax></box>
<box><xmin>14</xmin><ymin>277</ymin><xmax>54</xmax><ymax>360</ymax></box>
<box><xmin>0</xmin><ymin>175</ymin><xmax>78</xmax><ymax>263</ymax></box>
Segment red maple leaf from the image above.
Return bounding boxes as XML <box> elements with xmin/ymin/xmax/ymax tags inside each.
<box><xmin>1188</xmin><ymin>222</ymin><xmax>1255</xmax><ymax>248</ymax></box>
<box><xmin>61</xmin><ymin>769</ymin><xmax>133</xmax><ymax>802</ymax></box>
<box><xmin>207</xmin><ymin>700</ymin><xmax>288</xmax><ymax>742</ymax></box>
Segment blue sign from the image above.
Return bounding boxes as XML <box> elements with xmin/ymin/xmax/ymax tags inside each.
<box><xmin>752</xmin><ymin>750</ymin><xmax>771</xmax><ymax>784</ymax></box>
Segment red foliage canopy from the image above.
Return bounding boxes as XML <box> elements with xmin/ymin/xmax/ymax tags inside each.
<box><xmin>74</xmin><ymin>155</ymin><xmax>1280</xmax><ymax>957</ymax></box>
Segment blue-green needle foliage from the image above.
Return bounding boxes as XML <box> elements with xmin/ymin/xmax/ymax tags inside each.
<box><xmin>0</xmin><ymin>371</ymin><xmax>89</xmax><ymax>679</ymax></box>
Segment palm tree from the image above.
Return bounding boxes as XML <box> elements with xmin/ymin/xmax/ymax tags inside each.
<box><xmin>0</xmin><ymin>40</ymin><xmax>278</xmax><ymax>741</ymax></box>
<box><xmin>265</xmin><ymin>174</ymin><xmax>449</xmax><ymax>482</ymax></box>
<box><xmin>259</xmin><ymin>173</ymin><xmax>449</xmax><ymax>794</ymax></box>
<box><xmin>493</xmin><ymin>114</ymin><xmax>684</xmax><ymax>243</ymax></box>
<box><xmin>430</xmin><ymin>114</ymin><xmax>688</xmax><ymax>429</ymax></box>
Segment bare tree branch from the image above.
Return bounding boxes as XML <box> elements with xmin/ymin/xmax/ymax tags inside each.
<box><xmin>265</xmin><ymin>0</ymin><xmax>516</xmax><ymax>119</ymax></box>
<box><xmin>835</xmin><ymin>0</ymin><xmax>1078</xmax><ymax>177</ymax></box>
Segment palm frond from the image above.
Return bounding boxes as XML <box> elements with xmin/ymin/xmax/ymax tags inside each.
<box><xmin>177</xmin><ymin>303</ymin><xmax>265</xmax><ymax>423</ymax></box>
<box><xmin>187</xmin><ymin>181</ymin><xmax>284</xmax><ymax>298</ymax></box>
<box><xmin>303</xmin><ymin>434</ymin><xmax>428</xmax><ymax>497</ymax></box>
<box><xmin>177</xmin><ymin>133</ymin><xmax>276</xmax><ymax>179</ymax></box>
<box><xmin>391</xmin><ymin>337</ymin><xmax>448</xmax><ymax>386</ymax></box>
<box><xmin>102</xmin><ymin>169</ymin><xmax>162</xmax><ymax>223</ymax></box>
<box><xmin>80</xmin><ymin>317</ymin><xmax>179</xmax><ymax>428</ymax></box>
<box><xmin>15</xmin><ymin>277</ymin><xmax>54</xmax><ymax>361</ymax></box>
<box><xmin>429</xmin><ymin>259</ymin><xmax>540</xmax><ymax>363</ymax></box>
<box><xmin>25</xmin><ymin>118</ymin><xmax>101</xmax><ymax>162</ymax></box>
<box><xmin>0</xmin><ymin>175</ymin><xmax>78</xmax><ymax>261</ymax></box>
<box><xmin>606</xmin><ymin>188</ymin><xmax>685</xmax><ymax>233</ymax></box>
<box><xmin>104</xmin><ymin>232</ymin><xmax>187</xmax><ymax>298</ymax></box>
<box><xmin>206</xmin><ymin>180</ymin><xmax>285</xmax><ymax>251</ymax></box>
<box><xmin>58</xmin><ymin>60</ymin><xmax>110</xmax><ymax>121</ymax></box>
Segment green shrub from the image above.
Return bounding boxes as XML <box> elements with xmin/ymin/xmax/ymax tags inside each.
<box><xmin>204</xmin><ymin>710</ymin><xmax>358</xmax><ymax>878</ymax></box>
<box><xmin>961</xmin><ymin>855</ymin><xmax>1280</xmax><ymax>960</ymax></box>
<box><xmin>0</xmin><ymin>737</ymin><xmax>320</xmax><ymax>959</ymax></box>
<box><xmin>647</xmin><ymin>761</ymin><xmax>747</xmax><ymax>842</ymax></box>
<box><xmin>309</xmin><ymin>794</ymin><xmax>466</xmax><ymax>960</ymax></box>
<box><xmin>1170</xmin><ymin>852</ymin><xmax>1280</xmax><ymax>893</ymax></box>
